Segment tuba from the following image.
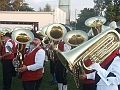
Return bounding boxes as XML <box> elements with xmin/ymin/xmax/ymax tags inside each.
<box><xmin>46</xmin><ymin>23</ymin><xmax>67</xmax><ymax>60</ymax></box>
<box><xmin>57</xmin><ymin>29</ymin><xmax>120</xmax><ymax>89</ymax></box>
<box><xmin>63</xmin><ymin>30</ymin><xmax>88</xmax><ymax>47</ymax></box>
<box><xmin>11</xmin><ymin>29</ymin><xmax>34</xmax><ymax>78</ymax></box>
<box><xmin>85</xmin><ymin>16</ymin><xmax>106</xmax><ymax>36</ymax></box>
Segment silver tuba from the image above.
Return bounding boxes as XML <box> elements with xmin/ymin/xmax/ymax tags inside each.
<box><xmin>46</xmin><ymin>23</ymin><xmax>67</xmax><ymax>60</ymax></box>
<box><xmin>57</xmin><ymin>29</ymin><xmax>120</xmax><ymax>89</ymax></box>
<box><xmin>63</xmin><ymin>30</ymin><xmax>88</xmax><ymax>47</ymax></box>
<box><xmin>85</xmin><ymin>16</ymin><xmax>106</xmax><ymax>36</ymax></box>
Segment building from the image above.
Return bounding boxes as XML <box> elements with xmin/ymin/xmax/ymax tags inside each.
<box><xmin>0</xmin><ymin>7</ymin><xmax>66</xmax><ymax>30</ymax></box>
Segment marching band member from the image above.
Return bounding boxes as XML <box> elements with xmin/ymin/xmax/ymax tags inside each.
<box><xmin>0</xmin><ymin>32</ymin><xmax>17</xmax><ymax>90</ymax></box>
<box><xmin>47</xmin><ymin>43</ymin><xmax>58</xmax><ymax>85</ymax></box>
<box><xmin>18</xmin><ymin>33</ymin><xmax>45</xmax><ymax>90</ymax></box>
<box><xmin>88</xmin><ymin>25</ymin><xmax>110</xmax><ymax>39</ymax></box>
<box><xmin>79</xmin><ymin>49</ymin><xmax>120</xmax><ymax>90</ymax></box>
<box><xmin>55</xmin><ymin>40</ymin><xmax>71</xmax><ymax>90</ymax></box>
<box><xmin>79</xmin><ymin>21</ymin><xmax>120</xmax><ymax>90</ymax></box>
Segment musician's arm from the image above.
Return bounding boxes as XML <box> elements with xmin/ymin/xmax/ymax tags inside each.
<box><xmin>0</xmin><ymin>42</ymin><xmax>12</xmax><ymax>60</ymax></box>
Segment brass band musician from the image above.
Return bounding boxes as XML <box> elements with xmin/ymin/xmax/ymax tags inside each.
<box><xmin>0</xmin><ymin>32</ymin><xmax>17</xmax><ymax>90</ymax></box>
<box><xmin>79</xmin><ymin>21</ymin><xmax>120</xmax><ymax>90</ymax></box>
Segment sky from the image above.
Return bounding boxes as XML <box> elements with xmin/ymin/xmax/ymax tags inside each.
<box><xmin>25</xmin><ymin>0</ymin><xmax>94</xmax><ymax>21</ymax></box>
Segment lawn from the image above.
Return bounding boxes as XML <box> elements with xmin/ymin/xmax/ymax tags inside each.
<box><xmin>0</xmin><ymin>60</ymin><xmax>80</xmax><ymax>90</ymax></box>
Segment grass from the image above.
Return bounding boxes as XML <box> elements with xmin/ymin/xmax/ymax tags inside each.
<box><xmin>0</xmin><ymin>60</ymin><xmax>79</xmax><ymax>90</ymax></box>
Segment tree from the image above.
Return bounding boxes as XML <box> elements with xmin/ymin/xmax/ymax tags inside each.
<box><xmin>93</xmin><ymin>0</ymin><xmax>106</xmax><ymax>16</ymax></box>
<box><xmin>0</xmin><ymin>0</ymin><xmax>34</xmax><ymax>11</ymax></box>
<box><xmin>0</xmin><ymin>0</ymin><xmax>10</xmax><ymax>10</ymax></box>
<box><xmin>43</xmin><ymin>3</ymin><xmax>52</xmax><ymax>12</ymax></box>
<box><xmin>39</xmin><ymin>7</ymin><xmax>43</xmax><ymax>12</ymax></box>
<box><xmin>76</xmin><ymin>8</ymin><xmax>96</xmax><ymax>33</ymax></box>
<box><xmin>0</xmin><ymin>0</ymin><xmax>23</xmax><ymax>11</ymax></box>
<box><xmin>96</xmin><ymin>0</ymin><xmax>120</xmax><ymax>22</ymax></box>
<box><xmin>19</xmin><ymin>3</ymin><xmax>34</xmax><ymax>11</ymax></box>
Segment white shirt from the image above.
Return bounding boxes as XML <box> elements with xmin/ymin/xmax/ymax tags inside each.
<box><xmin>87</xmin><ymin>56</ymin><xmax>120</xmax><ymax>90</ymax></box>
<box><xmin>27</xmin><ymin>47</ymin><xmax>45</xmax><ymax>71</ymax></box>
<box><xmin>87</xmin><ymin>25</ymin><xmax>110</xmax><ymax>37</ymax></box>
<box><xmin>5</xmin><ymin>39</ymin><xmax>13</xmax><ymax>52</ymax></box>
<box><xmin>64</xmin><ymin>43</ymin><xmax>71</xmax><ymax>51</ymax></box>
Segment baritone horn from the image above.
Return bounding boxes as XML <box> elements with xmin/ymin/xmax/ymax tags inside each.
<box><xmin>57</xmin><ymin>29</ymin><xmax>120</xmax><ymax>88</ymax></box>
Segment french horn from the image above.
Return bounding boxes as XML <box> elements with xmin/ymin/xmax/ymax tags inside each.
<box><xmin>57</xmin><ymin>28</ymin><xmax>120</xmax><ymax>88</ymax></box>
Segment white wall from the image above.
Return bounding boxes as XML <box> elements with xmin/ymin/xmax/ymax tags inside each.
<box><xmin>0</xmin><ymin>11</ymin><xmax>54</xmax><ymax>29</ymax></box>
<box><xmin>54</xmin><ymin>7</ymin><xmax>66</xmax><ymax>24</ymax></box>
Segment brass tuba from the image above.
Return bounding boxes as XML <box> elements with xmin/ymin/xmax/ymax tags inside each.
<box><xmin>85</xmin><ymin>16</ymin><xmax>106</xmax><ymax>36</ymax></box>
<box><xmin>63</xmin><ymin>30</ymin><xmax>88</xmax><ymax>47</ymax></box>
<box><xmin>11</xmin><ymin>29</ymin><xmax>34</xmax><ymax>78</ymax></box>
<box><xmin>46</xmin><ymin>23</ymin><xmax>67</xmax><ymax>60</ymax></box>
<box><xmin>46</xmin><ymin>23</ymin><xmax>67</xmax><ymax>41</ymax></box>
<box><xmin>57</xmin><ymin>29</ymin><xmax>120</xmax><ymax>89</ymax></box>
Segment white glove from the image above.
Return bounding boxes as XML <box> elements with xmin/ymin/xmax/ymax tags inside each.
<box><xmin>89</xmin><ymin>63</ymin><xmax>102</xmax><ymax>72</ymax></box>
<box><xmin>109</xmin><ymin>21</ymin><xmax>117</xmax><ymax>29</ymax></box>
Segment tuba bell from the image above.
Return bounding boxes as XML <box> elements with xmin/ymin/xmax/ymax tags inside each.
<box><xmin>57</xmin><ymin>28</ymin><xmax>120</xmax><ymax>88</ymax></box>
<box><xmin>46</xmin><ymin>23</ymin><xmax>67</xmax><ymax>41</ymax></box>
<box><xmin>85</xmin><ymin>16</ymin><xmax>106</xmax><ymax>36</ymax></box>
<box><xmin>46</xmin><ymin>23</ymin><xmax>67</xmax><ymax>60</ymax></box>
<box><xmin>63</xmin><ymin>30</ymin><xmax>88</xmax><ymax>47</ymax></box>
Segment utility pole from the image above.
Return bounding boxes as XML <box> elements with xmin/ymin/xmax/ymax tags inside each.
<box><xmin>75</xmin><ymin>9</ymin><xmax>77</xmax><ymax>30</ymax></box>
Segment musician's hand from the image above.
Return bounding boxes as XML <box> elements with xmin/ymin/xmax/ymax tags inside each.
<box><xmin>0</xmin><ymin>56</ymin><xmax>2</xmax><ymax>60</ymax></box>
<box><xmin>18</xmin><ymin>65</ymin><xmax>28</xmax><ymax>73</ymax></box>
<box><xmin>89</xmin><ymin>63</ymin><xmax>102</xmax><ymax>72</ymax></box>
<box><xmin>79</xmin><ymin>70</ymin><xmax>87</xmax><ymax>80</ymax></box>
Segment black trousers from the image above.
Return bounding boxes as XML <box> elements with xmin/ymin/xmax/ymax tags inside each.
<box><xmin>22</xmin><ymin>78</ymin><xmax>43</xmax><ymax>90</ymax></box>
<box><xmin>49</xmin><ymin>59</ymin><xmax>56</xmax><ymax>75</ymax></box>
<box><xmin>1</xmin><ymin>60</ymin><xmax>16</xmax><ymax>90</ymax></box>
<box><xmin>55</xmin><ymin>60</ymin><xmax>67</xmax><ymax>85</ymax></box>
<box><xmin>82</xmin><ymin>83</ymin><xmax>96</xmax><ymax>90</ymax></box>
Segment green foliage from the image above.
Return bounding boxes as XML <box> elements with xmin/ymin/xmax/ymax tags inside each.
<box><xmin>0</xmin><ymin>0</ymin><xmax>34</xmax><ymax>11</ymax></box>
<box><xmin>76</xmin><ymin>8</ymin><xmax>95</xmax><ymax>33</ymax></box>
<box><xmin>19</xmin><ymin>3</ymin><xmax>34</xmax><ymax>11</ymax></box>
<box><xmin>43</xmin><ymin>3</ymin><xmax>52</xmax><ymax>12</ymax></box>
<box><xmin>104</xmin><ymin>0</ymin><xmax>120</xmax><ymax>22</ymax></box>
<box><xmin>0</xmin><ymin>60</ymin><xmax>79</xmax><ymax>90</ymax></box>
